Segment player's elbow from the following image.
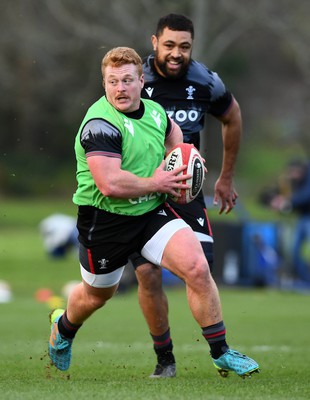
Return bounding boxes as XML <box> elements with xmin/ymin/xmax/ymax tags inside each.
<box><xmin>230</xmin><ymin>97</ymin><xmax>242</xmax><ymax>121</ymax></box>
<box><xmin>97</xmin><ymin>181</ymin><xmax>118</xmax><ymax>197</ymax></box>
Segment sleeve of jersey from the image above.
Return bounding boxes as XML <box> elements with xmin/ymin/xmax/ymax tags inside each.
<box><xmin>165</xmin><ymin>114</ymin><xmax>172</xmax><ymax>139</ymax></box>
<box><xmin>208</xmin><ymin>72</ymin><xmax>233</xmax><ymax>117</ymax></box>
<box><xmin>80</xmin><ymin>119</ymin><xmax>122</xmax><ymax>160</ymax></box>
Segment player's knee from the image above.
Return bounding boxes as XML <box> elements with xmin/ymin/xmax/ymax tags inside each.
<box><xmin>87</xmin><ymin>295</ymin><xmax>106</xmax><ymax>310</ymax></box>
<box><xmin>87</xmin><ymin>289</ymin><xmax>115</xmax><ymax>310</ymax></box>
<box><xmin>184</xmin><ymin>257</ymin><xmax>210</xmax><ymax>284</ymax></box>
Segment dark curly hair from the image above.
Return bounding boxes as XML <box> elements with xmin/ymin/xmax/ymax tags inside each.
<box><xmin>155</xmin><ymin>13</ymin><xmax>194</xmax><ymax>39</ymax></box>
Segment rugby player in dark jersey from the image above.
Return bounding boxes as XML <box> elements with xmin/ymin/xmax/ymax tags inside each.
<box><xmin>129</xmin><ymin>14</ymin><xmax>258</xmax><ymax>378</ymax></box>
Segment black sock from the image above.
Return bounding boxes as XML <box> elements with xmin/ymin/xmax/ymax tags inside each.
<box><xmin>58</xmin><ymin>310</ymin><xmax>82</xmax><ymax>340</ymax></box>
<box><xmin>202</xmin><ymin>321</ymin><xmax>229</xmax><ymax>359</ymax></box>
<box><xmin>151</xmin><ymin>328</ymin><xmax>175</xmax><ymax>366</ymax></box>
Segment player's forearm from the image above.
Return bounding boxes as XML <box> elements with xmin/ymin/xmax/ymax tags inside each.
<box><xmin>97</xmin><ymin>169</ymin><xmax>160</xmax><ymax>198</ymax></box>
<box><xmin>220</xmin><ymin>102</ymin><xmax>242</xmax><ymax>180</ymax></box>
<box><xmin>220</xmin><ymin>130</ymin><xmax>241</xmax><ymax>180</ymax></box>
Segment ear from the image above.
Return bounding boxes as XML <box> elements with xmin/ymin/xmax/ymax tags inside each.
<box><xmin>151</xmin><ymin>35</ymin><xmax>158</xmax><ymax>51</ymax></box>
<box><xmin>140</xmin><ymin>74</ymin><xmax>144</xmax><ymax>88</ymax></box>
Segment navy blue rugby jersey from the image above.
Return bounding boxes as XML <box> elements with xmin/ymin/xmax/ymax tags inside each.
<box><xmin>142</xmin><ymin>54</ymin><xmax>233</xmax><ymax>149</ymax></box>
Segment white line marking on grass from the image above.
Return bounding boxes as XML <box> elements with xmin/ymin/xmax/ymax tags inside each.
<box><xmin>252</xmin><ymin>345</ymin><xmax>291</xmax><ymax>352</ymax></box>
<box><xmin>90</xmin><ymin>342</ymin><xmax>292</xmax><ymax>353</ymax></box>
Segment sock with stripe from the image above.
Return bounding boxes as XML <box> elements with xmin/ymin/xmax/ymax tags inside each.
<box><xmin>151</xmin><ymin>328</ymin><xmax>175</xmax><ymax>366</ymax></box>
<box><xmin>202</xmin><ymin>321</ymin><xmax>229</xmax><ymax>359</ymax></box>
<box><xmin>58</xmin><ymin>310</ymin><xmax>82</xmax><ymax>340</ymax></box>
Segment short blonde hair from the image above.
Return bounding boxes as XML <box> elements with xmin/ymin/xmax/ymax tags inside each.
<box><xmin>101</xmin><ymin>47</ymin><xmax>143</xmax><ymax>78</ymax></box>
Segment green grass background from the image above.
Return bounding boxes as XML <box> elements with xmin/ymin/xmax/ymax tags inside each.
<box><xmin>0</xmin><ymin>199</ymin><xmax>310</xmax><ymax>399</ymax></box>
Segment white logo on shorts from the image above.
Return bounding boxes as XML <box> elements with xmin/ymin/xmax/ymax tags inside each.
<box><xmin>157</xmin><ymin>209</ymin><xmax>167</xmax><ymax>216</ymax></box>
<box><xmin>98</xmin><ymin>258</ymin><xmax>109</xmax><ymax>269</ymax></box>
<box><xmin>197</xmin><ymin>217</ymin><xmax>205</xmax><ymax>226</ymax></box>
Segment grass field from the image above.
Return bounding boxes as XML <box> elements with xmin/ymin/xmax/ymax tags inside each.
<box><xmin>1</xmin><ymin>199</ymin><xmax>310</xmax><ymax>399</ymax></box>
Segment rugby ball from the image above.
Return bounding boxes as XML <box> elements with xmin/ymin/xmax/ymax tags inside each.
<box><xmin>165</xmin><ymin>143</ymin><xmax>205</xmax><ymax>204</ymax></box>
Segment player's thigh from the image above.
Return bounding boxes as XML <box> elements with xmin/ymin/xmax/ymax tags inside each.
<box><xmin>161</xmin><ymin>227</ymin><xmax>208</xmax><ymax>280</ymax></box>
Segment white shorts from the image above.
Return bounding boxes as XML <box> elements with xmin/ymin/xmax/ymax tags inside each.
<box><xmin>80</xmin><ymin>264</ymin><xmax>125</xmax><ymax>288</ymax></box>
<box><xmin>141</xmin><ymin>219</ymin><xmax>189</xmax><ymax>265</ymax></box>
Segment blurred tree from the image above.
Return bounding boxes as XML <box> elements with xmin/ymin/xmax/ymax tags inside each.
<box><xmin>0</xmin><ymin>0</ymin><xmax>309</xmax><ymax>196</ymax></box>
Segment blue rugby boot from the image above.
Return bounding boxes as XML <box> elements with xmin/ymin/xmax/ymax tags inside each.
<box><xmin>212</xmin><ymin>349</ymin><xmax>260</xmax><ymax>379</ymax></box>
<box><xmin>48</xmin><ymin>309</ymin><xmax>72</xmax><ymax>371</ymax></box>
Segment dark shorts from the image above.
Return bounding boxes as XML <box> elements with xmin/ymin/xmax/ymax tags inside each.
<box><xmin>129</xmin><ymin>191</ymin><xmax>214</xmax><ymax>270</ymax></box>
<box><xmin>77</xmin><ymin>203</ymin><xmax>188</xmax><ymax>274</ymax></box>
<box><xmin>167</xmin><ymin>190</ymin><xmax>212</xmax><ymax>237</ymax></box>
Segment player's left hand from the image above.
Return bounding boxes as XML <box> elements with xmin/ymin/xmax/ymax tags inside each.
<box><xmin>214</xmin><ymin>178</ymin><xmax>238</xmax><ymax>214</ymax></box>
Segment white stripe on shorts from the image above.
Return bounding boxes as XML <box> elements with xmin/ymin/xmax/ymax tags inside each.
<box><xmin>195</xmin><ymin>231</ymin><xmax>214</xmax><ymax>243</ymax></box>
<box><xmin>80</xmin><ymin>264</ymin><xmax>125</xmax><ymax>288</ymax></box>
<box><xmin>141</xmin><ymin>218</ymin><xmax>189</xmax><ymax>266</ymax></box>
